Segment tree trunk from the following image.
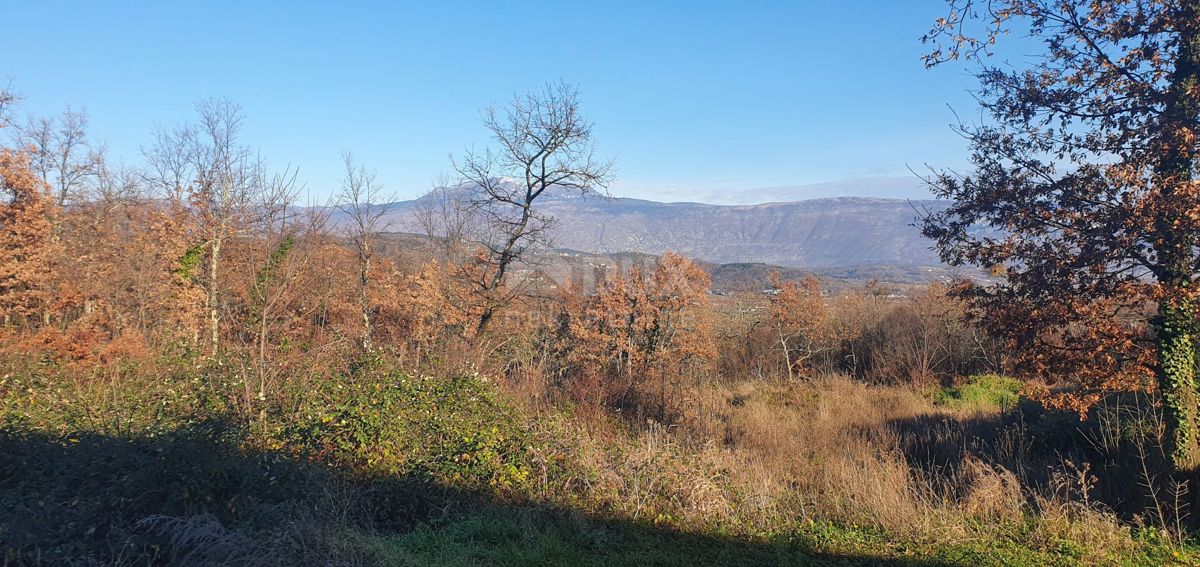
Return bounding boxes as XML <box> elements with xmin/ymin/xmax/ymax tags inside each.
<box><xmin>475</xmin><ymin>305</ymin><xmax>496</xmax><ymax>338</ymax></box>
<box><xmin>779</xmin><ymin>329</ymin><xmax>793</xmax><ymax>381</ymax></box>
<box><xmin>1157</xmin><ymin>299</ymin><xmax>1200</xmax><ymax>471</ymax></box>
<box><xmin>1152</xmin><ymin>0</ymin><xmax>1200</xmax><ymax>472</ymax></box>
<box><xmin>258</xmin><ymin>305</ymin><xmax>269</xmax><ymax>399</ymax></box>
<box><xmin>359</xmin><ymin>248</ymin><xmax>372</xmax><ymax>351</ymax></box>
<box><xmin>208</xmin><ymin>237</ymin><xmax>222</xmax><ymax>357</ymax></box>
<box><xmin>475</xmin><ymin>201</ymin><xmax>532</xmax><ymax>336</ymax></box>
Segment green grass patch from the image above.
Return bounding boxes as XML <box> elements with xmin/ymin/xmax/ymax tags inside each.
<box><xmin>350</xmin><ymin>507</ymin><xmax>933</xmax><ymax>566</ymax></box>
<box><xmin>934</xmin><ymin>374</ymin><xmax>1023</xmax><ymax>413</ymax></box>
<box><xmin>348</xmin><ymin>507</ymin><xmax>1190</xmax><ymax>566</ymax></box>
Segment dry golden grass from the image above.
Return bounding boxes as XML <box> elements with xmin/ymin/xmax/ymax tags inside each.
<box><xmin>512</xmin><ymin>373</ymin><xmax>1153</xmax><ymax>563</ymax></box>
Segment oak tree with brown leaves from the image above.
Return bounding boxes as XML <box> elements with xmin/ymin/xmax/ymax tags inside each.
<box><xmin>922</xmin><ymin>0</ymin><xmax>1200</xmax><ymax>470</ymax></box>
<box><xmin>766</xmin><ymin>272</ymin><xmax>829</xmax><ymax>381</ymax></box>
<box><xmin>0</xmin><ymin>148</ymin><xmax>56</xmax><ymax>326</ymax></box>
<box><xmin>557</xmin><ymin>252</ymin><xmax>714</xmax><ymax>415</ymax></box>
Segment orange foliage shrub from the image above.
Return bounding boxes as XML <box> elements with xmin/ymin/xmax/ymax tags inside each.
<box><xmin>64</xmin><ymin>202</ymin><xmax>206</xmax><ymax>353</ymax></box>
<box><xmin>0</xmin><ymin>149</ymin><xmax>57</xmax><ymax>325</ymax></box>
<box><xmin>765</xmin><ymin>272</ymin><xmax>829</xmax><ymax>380</ymax></box>
<box><xmin>554</xmin><ymin>252</ymin><xmax>715</xmax><ymax>417</ymax></box>
<box><xmin>374</xmin><ymin>259</ymin><xmax>474</xmax><ymax>358</ymax></box>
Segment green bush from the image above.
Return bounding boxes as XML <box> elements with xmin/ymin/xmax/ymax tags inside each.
<box><xmin>278</xmin><ymin>369</ymin><xmax>531</xmax><ymax>490</ymax></box>
<box><xmin>934</xmin><ymin>374</ymin><xmax>1023</xmax><ymax>413</ymax></box>
<box><xmin>0</xmin><ymin>358</ymin><xmax>537</xmax><ymax>564</ymax></box>
<box><xmin>0</xmin><ymin>355</ymin><xmax>235</xmax><ymax>437</ymax></box>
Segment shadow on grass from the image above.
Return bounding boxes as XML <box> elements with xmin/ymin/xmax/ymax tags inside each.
<box><xmin>0</xmin><ymin>417</ymin><xmax>955</xmax><ymax>566</ymax></box>
<box><xmin>887</xmin><ymin>396</ymin><xmax>1200</xmax><ymax>526</ymax></box>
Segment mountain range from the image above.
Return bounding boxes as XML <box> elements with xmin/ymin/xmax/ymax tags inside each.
<box><xmin>369</xmin><ymin>191</ymin><xmax>952</xmax><ymax>269</ymax></box>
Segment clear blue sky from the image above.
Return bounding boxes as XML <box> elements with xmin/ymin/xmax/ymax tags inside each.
<box><xmin>1</xmin><ymin>1</ymin><xmax>979</xmax><ymax>203</ymax></box>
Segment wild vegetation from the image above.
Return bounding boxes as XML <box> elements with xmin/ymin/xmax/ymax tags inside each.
<box><xmin>4</xmin><ymin>2</ymin><xmax>1200</xmax><ymax>565</ymax></box>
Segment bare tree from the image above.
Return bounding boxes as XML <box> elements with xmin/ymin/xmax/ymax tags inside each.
<box><xmin>193</xmin><ymin>99</ymin><xmax>260</xmax><ymax>357</ymax></box>
<box><xmin>247</xmin><ymin>165</ymin><xmax>302</xmax><ymax>405</ymax></box>
<box><xmin>93</xmin><ymin>158</ymin><xmax>141</xmax><ymax>205</ymax></box>
<box><xmin>454</xmin><ymin>81</ymin><xmax>614</xmax><ymax>335</ymax></box>
<box><xmin>16</xmin><ymin>107</ymin><xmax>102</xmax><ymax>206</ymax></box>
<box><xmin>414</xmin><ymin>176</ymin><xmax>478</xmax><ymax>263</ymax></box>
<box><xmin>142</xmin><ymin>123</ymin><xmax>195</xmax><ymax>205</ymax></box>
<box><xmin>336</xmin><ymin>152</ymin><xmax>394</xmax><ymax>352</ymax></box>
<box><xmin>0</xmin><ymin>86</ymin><xmax>16</xmax><ymax>129</ymax></box>
<box><xmin>143</xmin><ymin>98</ymin><xmax>260</xmax><ymax>356</ymax></box>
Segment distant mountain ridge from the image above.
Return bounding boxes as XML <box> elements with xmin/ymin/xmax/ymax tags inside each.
<box><xmin>366</xmin><ymin>190</ymin><xmax>951</xmax><ymax>269</ymax></box>
<box><xmin>535</xmin><ymin>194</ymin><xmax>948</xmax><ymax>267</ymax></box>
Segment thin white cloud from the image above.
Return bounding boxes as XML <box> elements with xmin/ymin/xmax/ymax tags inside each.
<box><xmin>615</xmin><ymin>176</ymin><xmax>934</xmax><ymax>205</ymax></box>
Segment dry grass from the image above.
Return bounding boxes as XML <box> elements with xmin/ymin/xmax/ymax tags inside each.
<box><xmin>511</xmin><ymin>374</ymin><xmax>1155</xmax><ymax>563</ymax></box>
<box><xmin>689</xmin><ymin>376</ymin><xmax>949</xmax><ymax>536</ymax></box>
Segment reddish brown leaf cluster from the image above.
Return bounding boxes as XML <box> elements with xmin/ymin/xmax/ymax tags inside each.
<box><xmin>923</xmin><ymin>2</ymin><xmax>1200</xmax><ymax>446</ymax></box>
<box><xmin>553</xmin><ymin>252</ymin><xmax>715</xmax><ymax>413</ymax></box>
<box><xmin>765</xmin><ymin>272</ymin><xmax>829</xmax><ymax>380</ymax></box>
<box><xmin>0</xmin><ymin>149</ymin><xmax>56</xmax><ymax>323</ymax></box>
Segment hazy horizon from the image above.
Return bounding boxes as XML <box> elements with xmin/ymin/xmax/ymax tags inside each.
<box><xmin>322</xmin><ymin>174</ymin><xmax>937</xmax><ymax>207</ymax></box>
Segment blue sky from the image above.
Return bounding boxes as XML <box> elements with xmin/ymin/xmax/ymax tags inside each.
<box><xmin>1</xmin><ymin>1</ymin><xmax>980</xmax><ymax>204</ymax></box>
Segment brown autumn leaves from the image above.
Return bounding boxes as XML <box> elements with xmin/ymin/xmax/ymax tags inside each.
<box><xmin>0</xmin><ymin>91</ymin><xmax>872</xmax><ymax>418</ymax></box>
<box><xmin>0</xmin><ymin>89</ymin><xmax>725</xmax><ymax>416</ymax></box>
<box><xmin>0</xmin><ymin>79</ymin><xmax>1125</xmax><ymax>416</ymax></box>
<box><xmin>922</xmin><ymin>0</ymin><xmax>1200</xmax><ymax>469</ymax></box>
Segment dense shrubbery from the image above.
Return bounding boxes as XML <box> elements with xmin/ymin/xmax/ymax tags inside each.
<box><xmin>0</xmin><ymin>355</ymin><xmax>538</xmax><ymax>564</ymax></box>
<box><xmin>278</xmin><ymin>366</ymin><xmax>530</xmax><ymax>488</ymax></box>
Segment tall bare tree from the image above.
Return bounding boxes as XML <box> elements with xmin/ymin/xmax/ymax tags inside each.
<box><xmin>143</xmin><ymin>123</ymin><xmax>195</xmax><ymax>206</ymax></box>
<box><xmin>454</xmin><ymin>81</ymin><xmax>614</xmax><ymax>335</ymax></box>
<box><xmin>336</xmin><ymin>152</ymin><xmax>394</xmax><ymax>352</ymax></box>
<box><xmin>143</xmin><ymin>98</ymin><xmax>261</xmax><ymax>356</ymax></box>
<box><xmin>194</xmin><ymin>99</ymin><xmax>261</xmax><ymax>357</ymax></box>
<box><xmin>414</xmin><ymin>177</ymin><xmax>478</xmax><ymax>263</ymax></box>
<box><xmin>16</xmin><ymin>107</ymin><xmax>102</xmax><ymax>206</ymax></box>
<box><xmin>243</xmin><ymin>165</ymin><xmax>303</xmax><ymax>405</ymax></box>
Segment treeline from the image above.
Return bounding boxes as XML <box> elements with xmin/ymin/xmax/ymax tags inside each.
<box><xmin>722</xmin><ymin>278</ymin><xmax>1003</xmax><ymax>387</ymax></box>
<box><xmin>0</xmin><ymin>87</ymin><xmax>1007</xmax><ymax>426</ymax></box>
